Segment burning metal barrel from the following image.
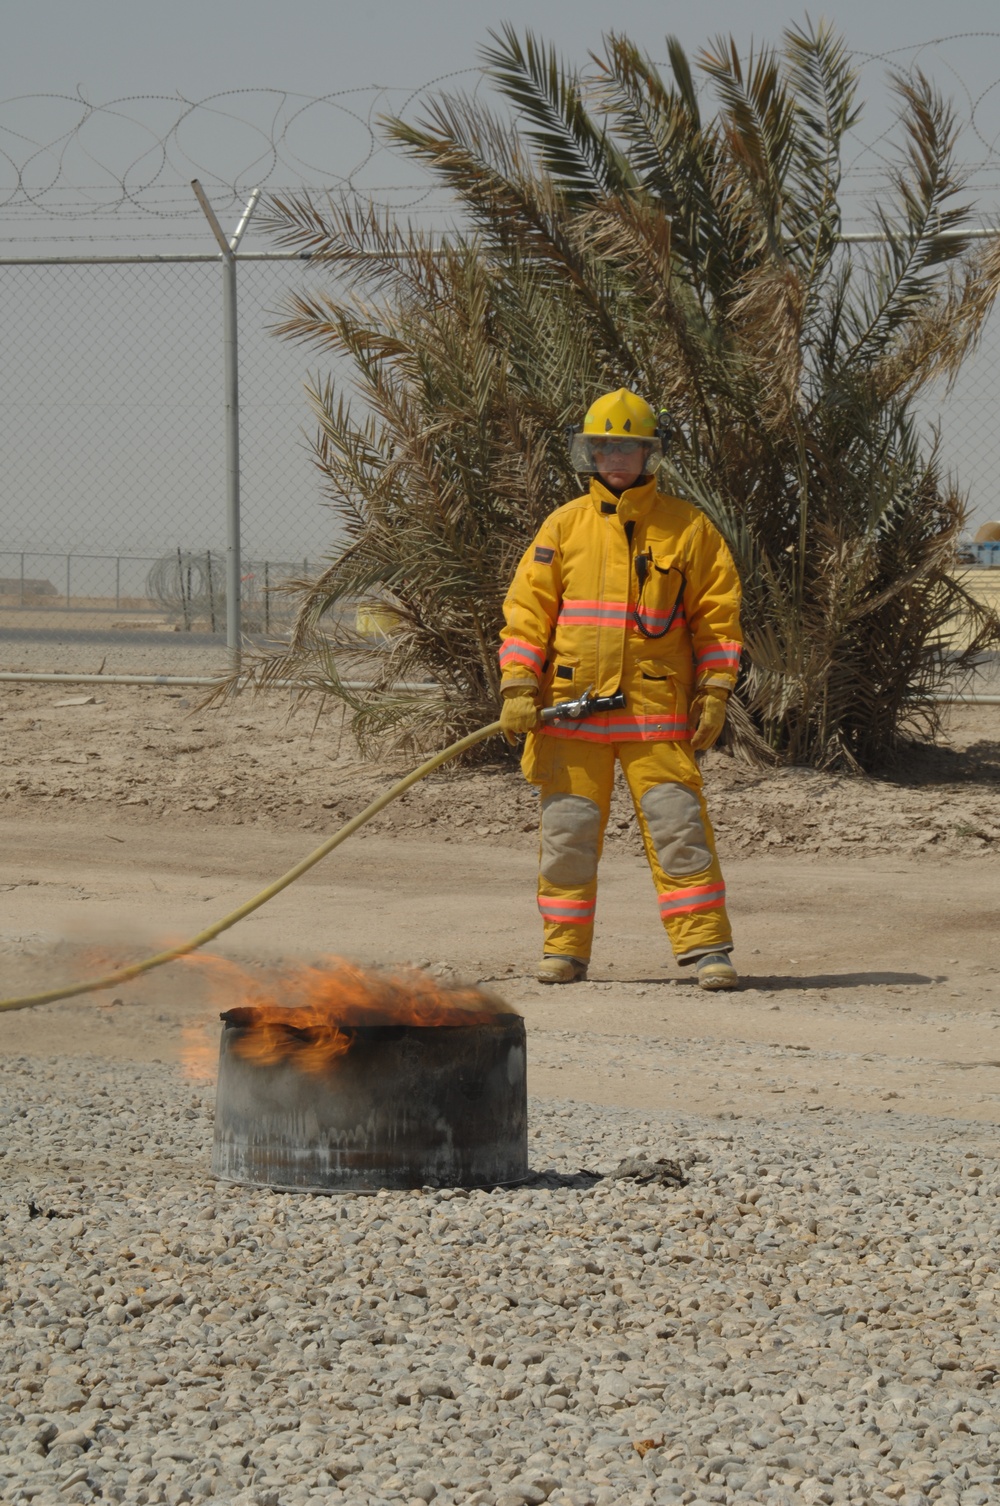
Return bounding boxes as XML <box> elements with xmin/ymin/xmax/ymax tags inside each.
<box><xmin>211</xmin><ymin>962</ymin><xmax>528</xmax><ymax>1192</ymax></box>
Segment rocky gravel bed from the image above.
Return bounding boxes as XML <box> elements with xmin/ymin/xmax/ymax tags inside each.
<box><xmin>1</xmin><ymin>1055</ymin><xmax>998</xmax><ymax>1506</ymax></box>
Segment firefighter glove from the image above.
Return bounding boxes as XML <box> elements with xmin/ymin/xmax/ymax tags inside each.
<box><xmin>500</xmin><ymin>686</ymin><xmax>540</xmax><ymax>744</ymax></box>
<box><xmin>689</xmin><ymin>686</ymin><xmax>728</xmax><ymax>752</ymax></box>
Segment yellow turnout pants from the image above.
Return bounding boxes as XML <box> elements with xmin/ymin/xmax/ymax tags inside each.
<box><xmin>528</xmin><ymin>736</ymin><xmax>732</xmax><ymax>965</ymax></box>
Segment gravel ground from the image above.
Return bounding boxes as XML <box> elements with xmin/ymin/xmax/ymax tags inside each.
<box><xmin>2</xmin><ymin>1052</ymin><xmax>998</xmax><ymax>1506</ymax></box>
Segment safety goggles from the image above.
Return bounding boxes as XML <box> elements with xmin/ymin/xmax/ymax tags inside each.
<box><xmin>569</xmin><ymin>431</ymin><xmax>663</xmax><ymax>472</ymax></box>
<box><xmin>588</xmin><ymin>439</ymin><xmax>649</xmax><ymax>456</ymax></box>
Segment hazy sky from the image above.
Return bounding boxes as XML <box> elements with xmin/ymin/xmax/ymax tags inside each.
<box><xmin>6</xmin><ymin>0</ymin><xmax>1000</xmax><ymax>99</ymax></box>
<box><xmin>6</xmin><ymin>0</ymin><xmax>1000</xmax><ymax>246</ymax></box>
<box><xmin>2</xmin><ymin>1</ymin><xmax>1000</xmax><ymax>570</ymax></box>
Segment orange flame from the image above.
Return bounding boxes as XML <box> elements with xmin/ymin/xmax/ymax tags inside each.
<box><xmin>179</xmin><ymin>954</ymin><xmax>516</xmax><ymax>1075</ymax></box>
<box><xmin>179</xmin><ymin>1020</ymin><xmax>218</xmax><ymax>1083</ymax></box>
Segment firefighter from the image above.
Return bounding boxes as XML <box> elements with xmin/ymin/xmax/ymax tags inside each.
<box><xmin>498</xmin><ymin>389</ymin><xmax>742</xmax><ymax>989</ymax></box>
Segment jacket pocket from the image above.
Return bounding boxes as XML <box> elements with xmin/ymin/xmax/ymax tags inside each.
<box><xmin>545</xmin><ymin>657</ymin><xmax>580</xmax><ymax>708</ymax></box>
<box><xmin>650</xmin><ymin>557</ymin><xmax>685</xmax><ymax>611</ymax></box>
<box><xmin>634</xmin><ymin>660</ymin><xmax>689</xmax><ymax>728</ymax></box>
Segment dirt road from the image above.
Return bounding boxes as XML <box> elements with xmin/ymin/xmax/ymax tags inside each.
<box><xmin>2</xmin><ymin>806</ymin><xmax>998</xmax><ymax>1129</ymax></box>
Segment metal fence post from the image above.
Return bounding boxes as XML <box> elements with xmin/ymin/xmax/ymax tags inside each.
<box><xmin>192</xmin><ymin>180</ymin><xmax>260</xmax><ymax>672</ymax></box>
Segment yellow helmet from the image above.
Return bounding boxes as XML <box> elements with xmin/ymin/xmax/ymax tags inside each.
<box><xmin>569</xmin><ymin>388</ymin><xmax>666</xmax><ymax>472</ymax></box>
<box><xmin>583</xmin><ymin>388</ymin><xmax>657</xmax><ymax>438</ymax></box>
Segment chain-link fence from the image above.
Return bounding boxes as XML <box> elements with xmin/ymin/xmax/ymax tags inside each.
<box><xmin>0</xmin><ymin>253</ymin><xmax>351</xmax><ymax>670</ymax></box>
<box><xmin>837</xmin><ymin>234</ymin><xmax>1000</xmax><ymax>536</ymax></box>
<box><xmin>927</xmin><ymin>321</ymin><xmax>1000</xmax><ymax>532</ymax></box>
<box><xmin>2</xmin><ymin>242</ymin><xmax>1000</xmax><ymax>676</ymax></box>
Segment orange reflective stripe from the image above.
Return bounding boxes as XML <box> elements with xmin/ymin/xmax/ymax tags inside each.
<box><xmin>500</xmin><ymin>637</ymin><xmax>545</xmax><ymax>671</ymax></box>
<box><xmin>658</xmin><ymin>882</ymin><xmax>726</xmax><ymax>916</ymax></box>
<box><xmin>558</xmin><ymin>599</ymin><xmax>686</xmax><ymax>630</ymax></box>
<box><xmin>538</xmin><ymin>896</ymin><xmax>596</xmax><ymax>925</ymax></box>
<box><xmin>544</xmin><ymin>714</ymin><xmax>688</xmax><ymax>743</ymax></box>
<box><xmin>695</xmin><ymin>642</ymin><xmax>741</xmax><ymax>673</ymax></box>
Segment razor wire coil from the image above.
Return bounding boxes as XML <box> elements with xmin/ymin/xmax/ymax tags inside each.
<box><xmin>145</xmin><ymin>551</ymin><xmax>309</xmax><ymax>632</ymax></box>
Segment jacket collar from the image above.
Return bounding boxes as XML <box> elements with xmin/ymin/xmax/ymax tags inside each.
<box><xmin>589</xmin><ymin>474</ymin><xmax>659</xmax><ymax>524</ymax></box>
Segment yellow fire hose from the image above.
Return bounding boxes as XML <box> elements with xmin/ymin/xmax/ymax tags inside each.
<box><xmin>0</xmin><ymin>720</ymin><xmax>502</xmax><ymax>1015</ymax></box>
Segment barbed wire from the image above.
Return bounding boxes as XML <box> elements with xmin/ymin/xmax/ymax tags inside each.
<box><xmin>0</xmin><ymin>76</ymin><xmax>479</xmax><ymax>246</ymax></box>
<box><xmin>3</xmin><ymin>35</ymin><xmax>1000</xmax><ymax>247</ymax></box>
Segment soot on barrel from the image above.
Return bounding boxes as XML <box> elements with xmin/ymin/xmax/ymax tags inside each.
<box><xmin>211</xmin><ymin>960</ymin><xmax>527</xmax><ymax>1192</ymax></box>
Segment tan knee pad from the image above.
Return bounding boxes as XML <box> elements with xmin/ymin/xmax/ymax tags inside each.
<box><xmin>539</xmin><ymin>793</ymin><xmax>602</xmax><ymax>886</ymax></box>
<box><xmin>640</xmin><ymin>781</ymin><xmax>712</xmax><ymax>876</ymax></box>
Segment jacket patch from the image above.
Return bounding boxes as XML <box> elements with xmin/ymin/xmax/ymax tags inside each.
<box><xmin>533</xmin><ymin>546</ymin><xmax>555</xmax><ymax>564</ymax></box>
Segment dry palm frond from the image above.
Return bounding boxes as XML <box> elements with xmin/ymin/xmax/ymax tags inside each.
<box><xmin>480</xmin><ymin>24</ymin><xmax>636</xmax><ymax>202</ymax></box>
<box><xmin>783</xmin><ymin>19</ymin><xmax>859</xmax><ymax>279</ymax></box>
<box><xmin>578</xmin><ymin>198</ymin><xmax>736</xmax><ymax>421</ymax></box>
<box><xmin>717</xmin><ymin>690</ymin><xmax>780</xmax><ymax>766</ymax></box>
<box><xmin>838</xmin><ymin>72</ymin><xmax>971</xmax><ymax>374</ymax></box>
<box><xmin>872</xmin><ymin>231</ymin><xmax>1000</xmax><ymax>401</ymax></box>
<box><xmin>262</xmin><ymin>193</ymin><xmax>450</xmax><ymax>308</ymax></box>
<box><xmin>385</xmin><ymin>103</ymin><xmax>641</xmax><ymax>376</ymax></box>
<box><xmin>697</xmin><ymin>35</ymin><xmax>799</xmax><ymax>253</ymax></box>
<box><xmin>727</xmin><ymin>254</ymin><xmax>805</xmax><ymax>426</ymax></box>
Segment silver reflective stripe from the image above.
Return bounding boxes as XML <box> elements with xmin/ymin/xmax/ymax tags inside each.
<box><xmin>640</xmin><ymin>782</ymin><xmax>711</xmax><ymax>877</ymax></box>
<box><xmin>539</xmin><ymin>794</ymin><xmax>602</xmax><ymax>885</ymax></box>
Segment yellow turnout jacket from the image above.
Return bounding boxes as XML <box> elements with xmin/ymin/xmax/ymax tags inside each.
<box><xmin>499</xmin><ymin>475</ymin><xmax>742</xmax><ymax>742</ymax></box>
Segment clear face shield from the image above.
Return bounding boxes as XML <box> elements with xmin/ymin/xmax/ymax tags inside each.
<box><xmin>568</xmin><ymin>433</ymin><xmax>663</xmax><ymax>475</ymax></box>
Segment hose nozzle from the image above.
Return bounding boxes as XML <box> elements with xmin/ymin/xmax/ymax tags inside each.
<box><xmin>540</xmin><ymin>688</ymin><xmax>626</xmax><ymax>724</ymax></box>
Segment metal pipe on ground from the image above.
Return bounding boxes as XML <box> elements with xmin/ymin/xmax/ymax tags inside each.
<box><xmin>930</xmin><ymin>694</ymin><xmax>1000</xmax><ymax>704</ymax></box>
<box><xmin>0</xmin><ymin>672</ymin><xmax>437</xmax><ymax>690</ymax></box>
<box><xmin>1</xmin><ymin>672</ymin><xmax>996</xmax><ymax>701</ymax></box>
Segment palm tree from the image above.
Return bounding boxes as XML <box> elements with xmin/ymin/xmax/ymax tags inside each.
<box><xmin>243</xmin><ymin>19</ymin><xmax>1000</xmax><ymax>768</ymax></box>
<box><xmin>237</xmin><ymin>221</ymin><xmax>598</xmax><ymax>751</ymax></box>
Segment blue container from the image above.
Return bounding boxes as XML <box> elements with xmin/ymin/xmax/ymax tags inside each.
<box><xmin>974</xmin><ymin>541</ymin><xmax>1000</xmax><ymax>567</ymax></box>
